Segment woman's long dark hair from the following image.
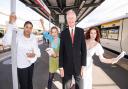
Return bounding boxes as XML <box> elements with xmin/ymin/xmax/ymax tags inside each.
<box><xmin>85</xmin><ymin>27</ymin><xmax>100</xmax><ymax>42</ymax></box>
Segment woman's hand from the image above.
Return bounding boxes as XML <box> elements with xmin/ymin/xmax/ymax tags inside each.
<box><xmin>112</xmin><ymin>51</ymin><xmax>126</xmax><ymax>64</ymax></box>
<box><xmin>26</xmin><ymin>53</ymin><xmax>35</xmax><ymax>58</ymax></box>
<box><xmin>40</xmin><ymin>18</ymin><xmax>46</xmax><ymax>31</ymax></box>
<box><xmin>112</xmin><ymin>57</ymin><xmax>122</xmax><ymax>64</ymax></box>
<box><xmin>81</xmin><ymin>66</ymin><xmax>85</xmax><ymax>78</ymax></box>
<box><xmin>40</xmin><ymin>19</ymin><xmax>44</xmax><ymax>25</ymax></box>
<box><xmin>51</xmin><ymin>53</ymin><xmax>57</xmax><ymax>58</ymax></box>
<box><xmin>9</xmin><ymin>13</ymin><xmax>17</xmax><ymax>24</ymax></box>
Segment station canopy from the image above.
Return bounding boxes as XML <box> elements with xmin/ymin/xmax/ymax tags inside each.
<box><xmin>20</xmin><ymin>0</ymin><xmax>105</xmax><ymax>25</ymax></box>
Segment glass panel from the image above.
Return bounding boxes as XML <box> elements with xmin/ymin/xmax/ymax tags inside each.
<box><xmin>101</xmin><ymin>30</ymin><xmax>108</xmax><ymax>39</ymax></box>
<box><xmin>108</xmin><ymin>28</ymin><xmax>119</xmax><ymax>40</ymax></box>
<box><xmin>101</xmin><ymin>26</ymin><xmax>119</xmax><ymax>40</ymax></box>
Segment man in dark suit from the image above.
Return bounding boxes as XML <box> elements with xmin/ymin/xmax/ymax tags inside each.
<box><xmin>59</xmin><ymin>9</ymin><xmax>87</xmax><ymax>89</ymax></box>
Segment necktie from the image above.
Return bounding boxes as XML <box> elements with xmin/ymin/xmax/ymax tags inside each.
<box><xmin>71</xmin><ymin>29</ymin><xmax>74</xmax><ymax>44</ymax></box>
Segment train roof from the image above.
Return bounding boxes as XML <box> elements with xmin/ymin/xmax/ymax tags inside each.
<box><xmin>102</xmin><ymin>14</ymin><xmax>128</xmax><ymax>24</ymax></box>
<box><xmin>85</xmin><ymin>14</ymin><xmax>128</xmax><ymax>28</ymax></box>
<box><xmin>19</xmin><ymin>0</ymin><xmax>105</xmax><ymax>25</ymax></box>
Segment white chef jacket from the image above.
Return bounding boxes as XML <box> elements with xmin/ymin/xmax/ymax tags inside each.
<box><xmin>2</xmin><ymin>24</ymin><xmax>41</xmax><ymax>68</ymax></box>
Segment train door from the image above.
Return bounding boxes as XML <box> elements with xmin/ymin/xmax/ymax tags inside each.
<box><xmin>120</xmin><ymin>18</ymin><xmax>128</xmax><ymax>55</ymax></box>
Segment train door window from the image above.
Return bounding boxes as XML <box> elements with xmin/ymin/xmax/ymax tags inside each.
<box><xmin>101</xmin><ymin>26</ymin><xmax>119</xmax><ymax>40</ymax></box>
<box><xmin>107</xmin><ymin>27</ymin><xmax>119</xmax><ymax>40</ymax></box>
<box><xmin>101</xmin><ymin>29</ymin><xmax>108</xmax><ymax>39</ymax></box>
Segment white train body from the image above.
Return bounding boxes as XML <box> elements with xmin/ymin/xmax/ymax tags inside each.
<box><xmin>100</xmin><ymin>17</ymin><xmax>128</xmax><ymax>56</ymax></box>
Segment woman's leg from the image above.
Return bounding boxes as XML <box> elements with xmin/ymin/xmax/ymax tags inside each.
<box><xmin>28</xmin><ymin>64</ymin><xmax>34</xmax><ymax>89</ymax></box>
<box><xmin>83</xmin><ymin>66</ymin><xmax>92</xmax><ymax>89</ymax></box>
<box><xmin>17</xmin><ymin>68</ymin><xmax>29</xmax><ymax>89</ymax></box>
<box><xmin>47</xmin><ymin>73</ymin><xmax>55</xmax><ymax>89</ymax></box>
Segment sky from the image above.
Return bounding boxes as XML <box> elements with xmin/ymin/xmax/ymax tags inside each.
<box><xmin>0</xmin><ymin>0</ymin><xmax>128</xmax><ymax>29</ymax></box>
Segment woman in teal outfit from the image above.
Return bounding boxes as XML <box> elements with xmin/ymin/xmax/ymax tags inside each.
<box><xmin>40</xmin><ymin>19</ymin><xmax>60</xmax><ymax>89</ymax></box>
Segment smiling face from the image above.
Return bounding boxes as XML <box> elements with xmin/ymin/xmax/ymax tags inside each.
<box><xmin>90</xmin><ymin>29</ymin><xmax>97</xmax><ymax>40</ymax></box>
<box><xmin>51</xmin><ymin>28</ymin><xmax>58</xmax><ymax>37</ymax></box>
<box><xmin>23</xmin><ymin>21</ymin><xmax>33</xmax><ymax>37</ymax></box>
<box><xmin>24</xmin><ymin>24</ymin><xmax>33</xmax><ymax>35</ymax></box>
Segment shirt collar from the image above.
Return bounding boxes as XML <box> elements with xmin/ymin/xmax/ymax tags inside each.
<box><xmin>69</xmin><ymin>26</ymin><xmax>75</xmax><ymax>30</ymax></box>
<box><xmin>69</xmin><ymin>26</ymin><xmax>75</xmax><ymax>33</ymax></box>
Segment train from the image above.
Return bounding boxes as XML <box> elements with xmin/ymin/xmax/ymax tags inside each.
<box><xmin>88</xmin><ymin>15</ymin><xmax>128</xmax><ymax>58</ymax></box>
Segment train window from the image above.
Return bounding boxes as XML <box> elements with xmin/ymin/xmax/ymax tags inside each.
<box><xmin>108</xmin><ymin>28</ymin><xmax>119</xmax><ymax>40</ymax></box>
<box><xmin>101</xmin><ymin>30</ymin><xmax>108</xmax><ymax>39</ymax></box>
<box><xmin>101</xmin><ymin>26</ymin><xmax>119</xmax><ymax>40</ymax></box>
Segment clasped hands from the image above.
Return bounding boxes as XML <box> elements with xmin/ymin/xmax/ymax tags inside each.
<box><xmin>26</xmin><ymin>50</ymin><xmax>35</xmax><ymax>58</ymax></box>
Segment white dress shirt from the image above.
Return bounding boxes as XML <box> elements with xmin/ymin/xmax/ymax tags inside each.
<box><xmin>2</xmin><ymin>24</ymin><xmax>41</xmax><ymax>68</ymax></box>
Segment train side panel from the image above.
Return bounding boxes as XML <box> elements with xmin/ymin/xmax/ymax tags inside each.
<box><xmin>121</xmin><ymin>18</ymin><xmax>128</xmax><ymax>55</ymax></box>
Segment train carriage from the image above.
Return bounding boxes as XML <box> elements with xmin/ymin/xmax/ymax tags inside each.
<box><xmin>99</xmin><ymin>16</ymin><xmax>128</xmax><ymax>58</ymax></box>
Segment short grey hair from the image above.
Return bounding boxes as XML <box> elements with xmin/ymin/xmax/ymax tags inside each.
<box><xmin>66</xmin><ymin>9</ymin><xmax>76</xmax><ymax>15</ymax></box>
<box><xmin>66</xmin><ymin>9</ymin><xmax>76</xmax><ymax>19</ymax></box>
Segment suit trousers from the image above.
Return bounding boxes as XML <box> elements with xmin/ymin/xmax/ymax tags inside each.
<box><xmin>62</xmin><ymin>74</ymin><xmax>83</xmax><ymax>89</ymax></box>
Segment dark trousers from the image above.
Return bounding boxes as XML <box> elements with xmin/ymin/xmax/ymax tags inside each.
<box><xmin>17</xmin><ymin>64</ymin><xmax>34</xmax><ymax>89</ymax></box>
<box><xmin>47</xmin><ymin>73</ymin><xmax>55</xmax><ymax>89</ymax></box>
<box><xmin>62</xmin><ymin>74</ymin><xmax>83</xmax><ymax>89</ymax></box>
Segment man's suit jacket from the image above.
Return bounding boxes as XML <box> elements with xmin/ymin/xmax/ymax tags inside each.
<box><xmin>59</xmin><ymin>27</ymin><xmax>86</xmax><ymax>75</ymax></box>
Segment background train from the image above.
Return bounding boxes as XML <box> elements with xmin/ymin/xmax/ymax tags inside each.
<box><xmin>92</xmin><ymin>15</ymin><xmax>128</xmax><ymax>58</ymax></box>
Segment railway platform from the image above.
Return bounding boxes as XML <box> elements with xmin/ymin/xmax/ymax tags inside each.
<box><xmin>0</xmin><ymin>43</ymin><xmax>128</xmax><ymax>89</ymax></box>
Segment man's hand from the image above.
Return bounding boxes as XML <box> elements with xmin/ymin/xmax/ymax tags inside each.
<box><xmin>81</xmin><ymin>66</ymin><xmax>85</xmax><ymax>77</ymax></box>
<box><xmin>59</xmin><ymin>68</ymin><xmax>64</xmax><ymax>77</ymax></box>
